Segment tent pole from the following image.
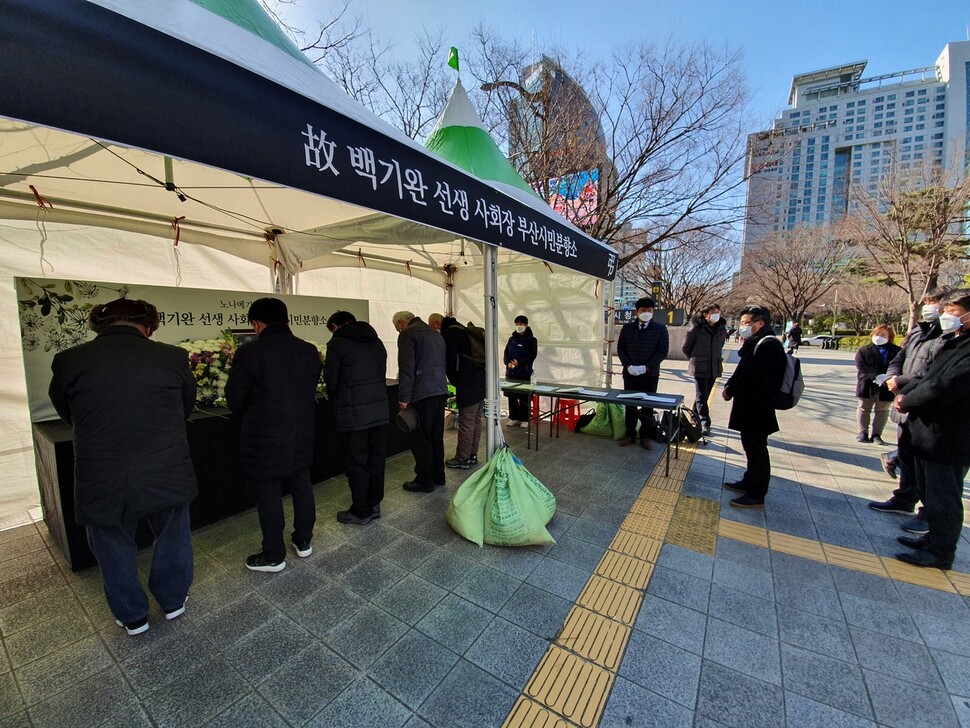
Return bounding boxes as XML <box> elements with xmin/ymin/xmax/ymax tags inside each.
<box><xmin>484</xmin><ymin>242</ymin><xmax>501</xmax><ymax>458</ymax></box>
<box><xmin>604</xmin><ymin>279</ymin><xmax>617</xmax><ymax>387</ymax></box>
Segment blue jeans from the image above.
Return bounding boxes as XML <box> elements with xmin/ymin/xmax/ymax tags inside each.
<box><xmin>86</xmin><ymin>504</ymin><xmax>194</xmax><ymax>624</ymax></box>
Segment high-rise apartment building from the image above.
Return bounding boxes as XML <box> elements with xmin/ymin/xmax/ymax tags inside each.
<box><xmin>742</xmin><ymin>41</ymin><xmax>970</xmax><ymax>252</ymax></box>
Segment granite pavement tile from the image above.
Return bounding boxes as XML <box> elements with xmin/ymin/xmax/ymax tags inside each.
<box><xmin>374</xmin><ymin>573</ymin><xmax>448</xmax><ymax>625</ymax></box>
<box><xmin>849</xmin><ymin>625</ymin><xmax>944</xmax><ymax>689</ymax></box>
<box><xmin>193</xmin><ymin>592</ymin><xmax>279</xmax><ymax>647</ymax></box>
<box><xmin>769</xmin><ymin>551</ymin><xmax>835</xmax><ymax>588</ymax></box>
<box><xmin>452</xmin><ymin>565</ymin><xmax>520</xmax><ymax>614</ymax></box>
<box><xmin>545</xmin><ymin>535</ymin><xmax>605</xmax><ymax>571</ymax></box>
<box><xmin>0</xmin><ymin>585</ymin><xmax>79</xmax><ymax>637</ymax></box>
<box><xmin>771</xmin><ymin>573</ymin><xmax>844</xmax><ymax>621</ymax></box>
<box><xmin>368</xmin><ymin>629</ymin><xmax>459</xmax><ymax>710</ymax></box>
<box><xmin>258</xmin><ymin>643</ymin><xmax>359</xmax><ymax>725</ymax></box>
<box><xmin>464</xmin><ymin>617</ymin><xmax>549</xmax><ymax>689</ymax></box>
<box><xmin>714</xmin><ymin>537</ymin><xmax>772</xmax><ymax>573</ymax></box>
<box><xmin>707</xmin><ymin>584</ymin><xmax>778</xmax><ymax>638</ymax></box>
<box><xmin>340</xmin><ymin>557</ymin><xmax>408</xmax><ymax>601</ymax></box>
<box><xmin>695</xmin><ymin>660</ymin><xmax>785</xmax><ymax>728</ymax></box>
<box><xmin>306</xmin><ymin>676</ymin><xmax>412</xmax><ymax>728</ymax></box>
<box><xmin>0</xmin><ymin>674</ymin><xmax>23</xmax><ymax>721</ymax></box>
<box><xmin>141</xmin><ymin>656</ymin><xmax>249</xmax><ymax>728</ymax></box>
<box><xmin>14</xmin><ymin>633</ymin><xmax>113</xmax><ymax>706</ymax></box>
<box><xmin>780</xmin><ymin>643</ymin><xmax>873</xmax><ymax>719</ymax></box>
<box><xmin>830</xmin><ymin>566</ymin><xmax>901</xmax><ymax>604</ymax></box>
<box><xmin>377</xmin><ymin>534</ymin><xmax>441</xmax><ymax>571</ymax></box>
<box><xmin>499</xmin><ymin>583</ymin><xmax>572</xmax><ymax>641</ymax></box>
<box><xmin>712</xmin><ymin>557</ymin><xmax>774</xmax><ymax>601</ymax></box>
<box><xmin>324</xmin><ymin>603</ymin><xmax>409</xmax><ymax>669</ymax></box>
<box><xmin>893</xmin><ymin>580</ymin><xmax>970</xmax><ymax>619</ymax></box>
<box><xmin>254</xmin><ymin>565</ymin><xmax>327</xmax><ymax>604</ymax></box>
<box><xmin>863</xmin><ymin>668</ymin><xmax>960</xmax><ymax>728</ymax></box>
<box><xmin>703</xmin><ymin>617</ymin><xmax>781</xmax><ymax>686</ymax></box>
<box><xmin>633</xmin><ymin>594</ymin><xmax>707</xmax><ymax>655</ymax></box>
<box><xmin>598</xmin><ymin>676</ymin><xmax>693</xmax><ymax>728</ymax></box>
<box><xmin>658</xmin><ymin>544</ymin><xmax>714</xmax><ymax>581</ymax></box>
<box><xmin>524</xmin><ymin>556</ymin><xmax>590</xmax><ymax>602</ymax></box>
<box><xmin>478</xmin><ymin>546</ymin><xmax>543</xmax><ymax>580</ymax></box>
<box><xmin>784</xmin><ymin>692</ymin><xmax>877</xmax><ymax>728</ymax></box>
<box><xmin>565</xmin><ymin>517</ymin><xmax>618</xmax><ymax>547</ymax></box>
<box><xmin>223</xmin><ymin>614</ymin><xmax>314</xmax><ymax>683</ymax></box>
<box><xmin>4</xmin><ymin>608</ymin><xmax>94</xmax><ymax>669</ymax></box>
<box><xmin>413</xmin><ymin>551</ymin><xmax>475</xmax><ymax>590</ymax></box>
<box><xmin>646</xmin><ymin>566</ymin><xmax>711</xmax><ymax>613</ymax></box>
<box><xmin>98</xmin><ymin>705</ymin><xmax>155</xmax><ymax>728</ymax></box>
<box><xmin>206</xmin><ymin>693</ymin><xmax>289</xmax><ymax>728</ymax></box>
<box><xmin>933</xmin><ymin>650</ymin><xmax>970</xmax><ymax>698</ymax></box>
<box><xmin>914</xmin><ymin>609</ymin><xmax>970</xmax><ymax>658</ymax></box>
<box><xmin>417</xmin><ymin>659</ymin><xmax>519</xmax><ymax>728</ymax></box>
<box><xmin>28</xmin><ymin>665</ymin><xmax>138</xmax><ymax>728</ymax></box>
<box><xmin>416</xmin><ymin>593</ymin><xmax>493</xmax><ymax>655</ymax></box>
<box><xmin>289</xmin><ymin>579</ymin><xmax>367</xmax><ymax>636</ymax></box>
<box><xmin>776</xmin><ymin>604</ymin><xmax>856</xmax><ymax>663</ymax></box>
<box><xmin>619</xmin><ymin>630</ymin><xmax>702</xmax><ymax>709</ymax></box>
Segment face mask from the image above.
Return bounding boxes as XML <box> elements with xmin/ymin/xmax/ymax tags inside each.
<box><xmin>738</xmin><ymin>324</ymin><xmax>753</xmax><ymax>339</ymax></box>
<box><xmin>939</xmin><ymin>313</ymin><xmax>965</xmax><ymax>333</ymax></box>
<box><xmin>872</xmin><ymin>335</ymin><xmax>888</xmax><ymax>346</ymax></box>
<box><xmin>638</xmin><ymin>312</ymin><xmax>653</xmax><ymax>323</ymax></box>
<box><xmin>515</xmin><ymin>325</ymin><xmax>526</xmax><ymax>334</ymax></box>
<box><xmin>708</xmin><ymin>313</ymin><xmax>720</xmax><ymax>323</ymax></box>
<box><xmin>922</xmin><ymin>304</ymin><xmax>940</xmax><ymax>321</ymax></box>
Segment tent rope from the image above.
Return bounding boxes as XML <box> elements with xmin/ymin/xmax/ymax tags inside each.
<box><xmin>171</xmin><ymin>216</ymin><xmax>185</xmax><ymax>286</ymax></box>
<box><xmin>356</xmin><ymin>249</ymin><xmax>368</xmax><ymax>268</ymax></box>
<box><xmin>28</xmin><ymin>185</ymin><xmax>54</xmax><ymax>275</ymax></box>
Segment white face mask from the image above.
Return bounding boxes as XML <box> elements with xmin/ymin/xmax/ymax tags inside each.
<box><xmin>872</xmin><ymin>335</ymin><xmax>889</xmax><ymax>346</ymax></box>
<box><xmin>738</xmin><ymin>324</ymin><xmax>754</xmax><ymax>339</ymax></box>
<box><xmin>922</xmin><ymin>304</ymin><xmax>940</xmax><ymax>321</ymax></box>
<box><xmin>515</xmin><ymin>325</ymin><xmax>526</xmax><ymax>334</ymax></box>
<box><xmin>638</xmin><ymin>311</ymin><xmax>653</xmax><ymax>323</ymax></box>
<box><xmin>708</xmin><ymin>313</ymin><xmax>720</xmax><ymax>323</ymax></box>
<box><xmin>939</xmin><ymin>312</ymin><xmax>965</xmax><ymax>333</ymax></box>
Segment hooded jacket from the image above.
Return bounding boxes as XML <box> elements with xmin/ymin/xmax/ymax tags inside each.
<box><xmin>324</xmin><ymin>320</ymin><xmax>389</xmax><ymax>432</ymax></box>
<box><xmin>682</xmin><ymin>316</ymin><xmax>728</xmax><ymax>379</ymax></box>
<box><xmin>504</xmin><ymin>327</ymin><xmax>538</xmax><ymax>381</ymax></box>
<box><xmin>397</xmin><ymin>317</ymin><xmax>448</xmax><ymax>404</ymax></box>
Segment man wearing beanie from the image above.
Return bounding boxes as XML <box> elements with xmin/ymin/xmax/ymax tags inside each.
<box><xmin>617</xmin><ymin>297</ymin><xmax>669</xmax><ymax>448</ymax></box>
<box><xmin>49</xmin><ymin>298</ymin><xmax>197</xmax><ymax>636</ymax></box>
<box><xmin>226</xmin><ymin>297</ymin><xmax>322</xmax><ymax>572</ymax></box>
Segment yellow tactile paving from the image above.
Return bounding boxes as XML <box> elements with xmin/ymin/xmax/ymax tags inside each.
<box><xmin>556</xmin><ymin>606</ymin><xmax>632</xmax><ymax>671</ymax></box>
<box><xmin>717</xmin><ymin>518</ymin><xmax>769</xmax><ymax>548</ymax></box>
<box><xmin>880</xmin><ymin>557</ymin><xmax>957</xmax><ymax>592</ymax></box>
<box><xmin>632</xmin><ymin>487</ymin><xmax>680</xmax><ymax>507</ymax></box>
<box><xmin>596</xmin><ymin>550</ymin><xmax>655</xmax><ymax>590</ymax></box>
<box><xmin>608</xmin><ymin>531</ymin><xmax>663</xmax><ymax>563</ymax></box>
<box><xmin>620</xmin><ymin>510</ymin><xmax>675</xmax><ymax>539</ymax></box>
<box><xmin>665</xmin><ymin>496</ymin><xmax>719</xmax><ymax>555</ymax></box>
<box><xmin>947</xmin><ymin>571</ymin><xmax>970</xmax><ymax>596</ymax></box>
<box><xmin>822</xmin><ymin>543</ymin><xmax>889</xmax><ymax>576</ymax></box>
<box><xmin>576</xmin><ymin>574</ymin><xmax>644</xmax><ymax>626</ymax></box>
<box><xmin>502</xmin><ymin>697</ymin><xmax>573</xmax><ymax>728</ymax></box>
<box><xmin>524</xmin><ymin>645</ymin><xmax>614</xmax><ymax>728</ymax></box>
<box><xmin>768</xmin><ymin>531</ymin><xmax>827</xmax><ymax>562</ymax></box>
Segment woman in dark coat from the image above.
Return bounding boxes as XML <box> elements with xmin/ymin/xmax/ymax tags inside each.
<box><xmin>503</xmin><ymin>314</ymin><xmax>538</xmax><ymax>427</ymax></box>
<box><xmin>854</xmin><ymin>324</ymin><xmax>902</xmax><ymax>445</ymax></box>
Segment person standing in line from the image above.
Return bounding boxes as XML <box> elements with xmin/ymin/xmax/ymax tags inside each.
<box><xmin>393</xmin><ymin>311</ymin><xmax>448</xmax><ymax>492</ymax></box>
<box><xmin>325</xmin><ymin>310</ymin><xmax>388</xmax><ymax>525</ymax></box>
<box><xmin>681</xmin><ymin>304</ymin><xmax>727</xmax><ymax>436</ymax></box>
<box><xmin>441</xmin><ymin>316</ymin><xmax>486</xmax><ymax>469</ymax></box>
<box><xmin>428</xmin><ymin>313</ymin><xmax>444</xmax><ymax>332</ymax></box>
<box><xmin>226</xmin><ymin>297</ymin><xmax>322</xmax><ymax>573</ymax></box>
<box><xmin>504</xmin><ymin>315</ymin><xmax>537</xmax><ymax>428</ymax></box>
<box><xmin>854</xmin><ymin>325</ymin><xmax>901</xmax><ymax>445</ymax></box>
<box><xmin>893</xmin><ymin>289</ymin><xmax>970</xmax><ymax>570</ymax></box>
<box><xmin>786</xmin><ymin>321</ymin><xmax>803</xmax><ymax>354</ymax></box>
<box><xmin>49</xmin><ymin>298</ymin><xmax>197</xmax><ymax>636</ymax></box>
<box><xmin>617</xmin><ymin>297</ymin><xmax>669</xmax><ymax>449</ymax></box>
<box><xmin>868</xmin><ymin>291</ymin><xmax>945</xmax><ymax>532</ymax></box>
<box><xmin>721</xmin><ymin>305</ymin><xmax>788</xmax><ymax>508</ymax></box>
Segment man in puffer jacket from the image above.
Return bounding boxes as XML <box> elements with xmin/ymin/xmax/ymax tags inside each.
<box><xmin>681</xmin><ymin>304</ymin><xmax>728</xmax><ymax>435</ymax></box>
<box><xmin>325</xmin><ymin>311</ymin><xmax>389</xmax><ymax>525</ymax></box>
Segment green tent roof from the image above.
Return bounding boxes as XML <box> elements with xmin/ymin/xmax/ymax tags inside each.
<box><xmin>188</xmin><ymin>0</ymin><xmax>311</xmax><ymax>65</ymax></box>
<box><xmin>425</xmin><ymin>80</ymin><xmax>538</xmax><ymax>198</ymax></box>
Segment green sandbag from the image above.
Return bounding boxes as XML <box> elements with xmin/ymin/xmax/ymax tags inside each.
<box><xmin>576</xmin><ymin>401</ymin><xmax>614</xmax><ymax>437</ymax></box>
<box><xmin>447</xmin><ymin>448</ymin><xmax>556</xmax><ymax>547</ymax></box>
<box><xmin>608</xmin><ymin>402</ymin><xmax>628</xmax><ymax>440</ymax></box>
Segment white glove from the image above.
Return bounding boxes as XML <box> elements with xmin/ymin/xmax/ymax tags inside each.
<box><xmin>628</xmin><ymin>365</ymin><xmax>647</xmax><ymax>376</ymax></box>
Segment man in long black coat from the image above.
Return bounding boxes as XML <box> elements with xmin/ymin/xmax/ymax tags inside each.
<box><xmin>722</xmin><ymin>305</ymin><xmax>787</xmax><ymax>508</ymax></box>
<box><xmin>442</xmin><ymin>317</ymin><xmax>486</xmax><ymax>469</ymax></box>
<box><xmin>681</xmin><ymin>304</ymin><xmax>728</xmax><ymax>435</ymax></box>
<box><xmin>617</xmin><ymin>297</ymin><xmax>669</xmax><ymax>448</ymax></box>
<box><xmin>49</xmin><ymin>298</ymin><xmax>197</xmax><ymax>636</ymax></box>
<box><xmin>893</xmin><ymin>289</ymin><xmax>970</xmax><ymax>570</ymax></box>
<box><xmin>226</xmin><ymin>298</ymin><xmax>322</xmax><ymax>572</ymax></box>
<box><xmin>325</xmin><ymin>310</ymin><xmax>388</xmax><ymax>525</ymax></box>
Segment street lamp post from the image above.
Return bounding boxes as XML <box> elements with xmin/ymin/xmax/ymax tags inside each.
<box><xmin>830</xmin><ymin>287</ymin><xmax>839</xmax><ymax>339</ymax></box>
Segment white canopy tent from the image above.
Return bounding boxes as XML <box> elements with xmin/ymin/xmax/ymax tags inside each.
<box><xmin>0</xmin><ymin>0</ymin><xmax>617</xmax><ymax>528</ymax></box>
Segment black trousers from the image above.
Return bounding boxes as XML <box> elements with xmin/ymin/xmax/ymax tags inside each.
<box><xmin>254</xmin><ymin>468</ymin><xmax>315</xmax><ymax>562</ymax></box>
<box><xmin>891</xmin><ymin>425</ymin><xmax>922</xmax><ymax>510</ymax></box>
<box><xmin>914</xmin><ymin>456</ymin><xmax>968</xmax><ymax>563</ymax></box>
<box><xmin>623</xmin><ymin>373</ymin><xmax>660</xmax><ymax>439</ymax></box>
<box><xmin>740</xmin><ymin>430</ymin><xmax>771</xmax><ymax>500</ymax></box>
<box><xmin>694</xmin><ymin>377</ymin><xmax>716</xmax><ymax>427</ymax></box>
<box><xmin>344</xmin><ymin>426</ymin><xmax>387</xmax><ymax>518</ymax></box>
<box><xmin>410</xmin><ymin>395</ymin><xmax>447</xmax><ymax>486</ymax></box>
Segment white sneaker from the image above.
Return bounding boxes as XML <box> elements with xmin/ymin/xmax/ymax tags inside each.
<box><xmin>164</xmin><ymin>597</ymin><xmax>187</xmax><ymax>621</ymax></box>
<box><xmin>507</xmin><ymin>420</ymin><xmax>521</xmax><ymax>427</ymax></box>
<box><xmin>519</xmin><ymin>421</ymin><xmax>530</xmax><ymax>429</ymax></box>
<box><xmin>115</xmin><ymin>617</ymin><xmax>149</xmax><ymax>635</ymax></box>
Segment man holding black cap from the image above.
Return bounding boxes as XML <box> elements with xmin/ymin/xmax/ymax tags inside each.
<box><xmin>49</xmin><ymin>298</ymin><xmax>197</xmax><ymax>636</ymax></box>
<box><xmin>617</xmin><ymin>297</ymin><xmax>669</xmax><ymax>448</ymax></box>
<box><xmin>226</xmin><ymin>297</ymin><xmax>322</xmax><ymax>572</ymax></box>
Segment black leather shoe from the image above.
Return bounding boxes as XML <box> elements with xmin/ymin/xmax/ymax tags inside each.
<box><xmin>897</xmin><ymin>535</ymin><xmax>930</xmax><ymax>550</ymax></box>
<box><xmin>730</xmin><ymin>494</ymin><xmax>764</xmax><ymax>509</ymax></box>
<box><xmin>370</xmin><ymin>505</ymin><xmax>381</xmax><ymax>519</ymax></box>
<box><xmin>723</xmin><ymin>481</ymin><xmax>748</xmax><ymax>493</ymax></box>
<box><xmin>403</xmin><ymin>480</ymin><xmax>434</xmax><ymax>493</ymax></box>
<box><xmin>895</xmin><ymin>550</ymin><xmax>952</xmax><ymax>570</ymax></box>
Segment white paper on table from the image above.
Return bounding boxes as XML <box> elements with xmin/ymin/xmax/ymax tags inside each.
<box><xmin>533</xmin><ymin>385</ymin><xmax>558</xmax><ymax>393</ymax></box>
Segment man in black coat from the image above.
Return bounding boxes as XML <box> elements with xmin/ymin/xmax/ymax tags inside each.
<box><xmin>617</xmin><ymin>297</ymin><xmax>669</xmax><ymax>449</ymax></box>
<box><xmin>226</xmin><ymin>298</ymin><xmax>322</xmax><ymax>572</ymax></box>
<box><xmin>442</xmin><ymin>316</ymin><xmax>486</xmax><ymax>469</ymax></box>
<box><xmin>893</xmin><ymin>289</ymin><xmax>970</xmax><ymax>570</ymax></box>
<box><xmin>393</xmin><ymin>311</ymin><xmax>449</xmax><ymax>492</ymax></box>
<box><xmin>721</xmin><ymin>305</ymin><xmax>788</xmax><ymax>508</ymax></box>
<box><xmin>49</xmin><ymin>298</ymin><xmax>197</xmax><ymax>636</ymax></box>
<box><xmin>325</xmin><ymin>310</ymin><xmax>388</xmax><ymax>525</ymax></box>
<box><xmin>681</xmin><ymin>304</ymin><xmax>728</xmax><ymax>435</ymax></box>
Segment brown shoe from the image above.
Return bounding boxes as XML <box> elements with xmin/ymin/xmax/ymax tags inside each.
<box><xmin>640</xmin><ymin>438</ymin><xmax>652</xmax><ymax>450</ymax></box>
<box><xmin>619</xmin><ymin>436</ymin><xmax>636</xmax><ymax>447</ymax></box>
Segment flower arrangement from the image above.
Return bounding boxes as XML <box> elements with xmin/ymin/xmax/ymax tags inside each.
<box><xmin>178</xmin><ymin>330</ymin><xmax>327</xmax><ymax>409</ymax></box>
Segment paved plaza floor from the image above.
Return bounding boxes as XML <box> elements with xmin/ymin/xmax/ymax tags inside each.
<box><xmin>1</xmin><ymin>346</ymin><xmax>968</xmax><ymax>727</ymax></box>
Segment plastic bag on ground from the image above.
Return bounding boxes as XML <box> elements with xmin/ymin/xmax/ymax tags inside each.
<box><xmin>576</xmin><ymin>402</ymin><xmax>614</xmax><ymax>438</ymax></box>
<box><xmin>608</xmin><ymin>402</ymin><xmax>628</xmax><ymax>440</ymax></box>
<box><xmin>447</xmin><ymin>447</ymin><xmax>556</xmax><ymax>547</ymax></box>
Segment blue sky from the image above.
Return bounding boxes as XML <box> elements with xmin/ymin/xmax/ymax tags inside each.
<box><xmin>282</xmin><ymin>0</ymin><xmax>969</xmax><ymax>128</ymax></box>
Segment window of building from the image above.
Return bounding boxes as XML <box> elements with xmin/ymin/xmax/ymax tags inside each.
<box><xmin>846</xmin><ymin>101</ymin><xmax>855</xmax><ymax>107</ymax></box>
<box><xmin>875</xmin><ymin>97</ymin><xmax>884</xmax><ymax>103</ymax></box>
<box><xmin>918</xmin><ymin>88</ymin><xmax>927</xmax><ymax>95</ymax></box>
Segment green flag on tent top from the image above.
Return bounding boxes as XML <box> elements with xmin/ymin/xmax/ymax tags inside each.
<box><xmin>447</xmin><ymin>47</ymin><xmax>460</xmax><ymax>71</ymax></box>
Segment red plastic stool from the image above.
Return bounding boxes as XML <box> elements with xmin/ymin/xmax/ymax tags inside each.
<box><xmin>556</xmin><ymin>399</ymin><xmax>582</xmax><ymax>430</ymax></box>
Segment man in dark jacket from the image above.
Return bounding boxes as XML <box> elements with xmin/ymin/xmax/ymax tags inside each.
<box><xmin>868</xmin><ymin>291</ymin><xmax>944</xmax><ymax>532</ymax></box>
<box><xmin>226</xmin><ymin>298</ymin><xmax>322</xmax><ymax>572</ymax></box>
<box><xmin>893</xmin><ymin>289</ymin><xmax>970</xmax><ymax>570</ymax></box>
<box><xmin>786</xmin><ymin>322</ymin><xmax>802</xmax><ymax>354</ymax></box>
<box><xmin>721</xmin><ymin>305</ymin><xmax>788</xmax><ymax>508</ymax></box>
<box><xmin>393</xmin><ymin>311</ymin><xmax>448</xmax><ymax>492</ymax></box>
<box><xmin>442</xmin><ymin>316</ymin><xmax>486</xmax><ymax>469</ymax></box>
<box><xmin>325</xmin><ymin>311</ymin><xmax>388</xmax><ymax>525</ymax></box>
<box><xmin>681</xmin><ymin>304</ymin><xmax>728</xmax><ymax>435</ymax></box>
<box><xmin>503</xmin><ymin>314</ymin><xmax>538</xmax><ymax>426</ymax></box>
<box><xmin>617</xmin><ymin>297</ymin><xmax>669</xmax><ymax>448</ymax></box>
<box><xmin>49</xmin><ymin>298</ymin><xmax>197</xmax><ymax>636</ymax></box>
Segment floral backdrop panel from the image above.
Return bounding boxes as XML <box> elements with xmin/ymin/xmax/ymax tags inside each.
<box><xmin>17</xmin><ymin>277</ymin><xmax>367</xmax><ymax>421</ymax></box>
